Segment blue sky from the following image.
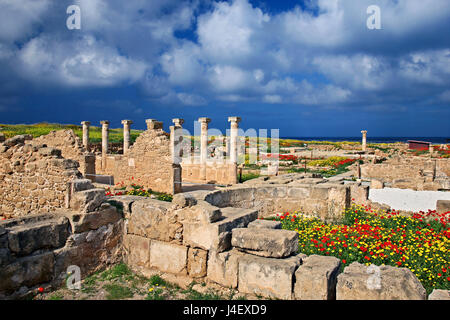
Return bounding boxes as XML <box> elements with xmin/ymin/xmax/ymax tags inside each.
<box><xmin>0</xmin><ymin>0</ymin><xmax>449</xmax><ymax>137</ymax></box>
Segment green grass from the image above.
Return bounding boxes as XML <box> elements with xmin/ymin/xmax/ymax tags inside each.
<box><xmin>48</xmin><ymin>293</ymin><xmax>64</xmax><ymax>300</ymax></box>
<box><xmin>0</xmin><ymin>123</ymin><xmax>143</xmax><ymax>143</ymax></box>
<box><xmin>104</xmin><ymin>284</ymin><xmax>134</xmax><ymax>300</ymax></box>
<box><xmin>239</xmin><ymin>172</ymin><xmax>261</xmax><ymax>183</ymax></box>
<box><xmin>100</xmin><ymin>263</ymin><xmax>132</xmax><ymax>281</ymax></box>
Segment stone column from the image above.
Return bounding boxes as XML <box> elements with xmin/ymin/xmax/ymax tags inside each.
<box><xmin>81</xmin><ymin>121</ymin><xmax>90</xmax><ymax>151</ymax></box>
<box><xmin>146</xmin><ymin>119</ymin><xmax>163</xmax><ymax>130</ymax></box>
<box><xmin>121</xmin><ymin>120</ymin><xmax>133</xmax><ymax>155</ymax></box>
<box><xmin>361</xmin><ymin>130</ymin><xmax>367</xmax><ymax>152</ymax></box>
<box><xmin>100</xmin><ymin>121</ymin><xmax>109</xmax><ymax>170</ymax></box>
<box><xmin>171</xmin><ymin>118</ymin><xmax>185</xmax><ymax>163</ymax></box>
<box><xmin>228</xmin><ymin>117</ymin><xmax>241</xmax><ymax>164</ymax></box>
<box><xmin>198</xmin><ymin>117</ymin><xmax>211</xmax><ymax>181</ymax></box>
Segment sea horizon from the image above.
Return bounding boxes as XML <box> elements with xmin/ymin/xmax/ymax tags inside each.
<box><xmin>280</xmin><ymin>137</ymin><xmax>450</xmax><ymax>144</ymax></box>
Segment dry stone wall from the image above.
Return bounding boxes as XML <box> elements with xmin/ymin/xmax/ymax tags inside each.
<box><xmin>0</xmin><ymin>180</ymin><xmax>123</xmax><ymax>299</ymax></box>
<box><xmin>31</xmin><ymin>130</ymin><xmax>94</xmax><ymax>176</ymax></box>
<box><xmin>113</xmin><ymin>190</ymin><xmax>429</xmax><ymax>300</ymax></box>
<box><xmin>95</xmin><ymin>128</ymin><xmax>181</xmax><ymax>195</ymax></box>
<box><xmin>0</xmin><ymin>135</ymin><xmax>82</xmax><ymax>219</ymax></box>
<box><xmin>359</xmin><ymin>157</ymin><xmax>450</xmax><ymax>191</ymax></box>
<box><xmin>181</xmin><ymin>162</ymin><xmax>237</xmax><ymax>185</ymax></box>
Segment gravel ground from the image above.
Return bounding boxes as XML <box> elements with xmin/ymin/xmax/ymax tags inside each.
<box><xmin>369</xmin><ymin>188</ymin><xmax>450</xmax><ymax>212</ymax></box>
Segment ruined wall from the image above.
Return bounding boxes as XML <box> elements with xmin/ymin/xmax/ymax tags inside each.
<box><xmin>359</xmin><ymin>157</ymin><xmax>450</xmax><ymax>190</ymax></box>
<box><xmin>181</xmin><ymin>162</ymin><xmax>237</xmax><ymax>185</ymax></box>
<box><xmin>113</xmin><ymin>189</ymin><xmax>426</xmax><ymax>301</ymax></box>
<box><xmin>0</xmin><ymin>180</ymin><xmax>123</xmax><ymax>299</ymax></box>
<box><xmin>0</xmin><ymin>135</ymin><xmax>82</xmax><ymax>219</ymax></box>
<box><xmin>96</xmin><ymin>128</ymin><xmax>181</xmax><ymax>195</ymax></box>
<box><xmin>31</xmin><ymin>130</ymin><xmax>94</xmax><ymax>176</ymax></box>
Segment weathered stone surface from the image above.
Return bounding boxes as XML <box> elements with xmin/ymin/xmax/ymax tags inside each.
<box><xmin>247</xmin><ymin>219</ymin><xmax>281</xmax><ymax>229</ymax></box>
<box><xmin>187</xmin><ymin>248</ymin><xmax>208</xmax><ymax>278</ymax></box>
<box><xmin>172</xmin><ymin>193</ymin><xmax>198</xmax><ymax>208</ymax></box>
<box><xmin>183</xmin><ymin>207</ymin><xmax>257</xmax><ymax>252</ymax></box>
<box><xmin>336</xmin><ymin>262</ymin><xmax>427</xmax><ymax>300</ymax></box>
<box><xmin>0</xmin><ymin>252</ymin><xmax>54</xmax><ymax>296</ymax></box>
<box><xmin>179</xmin><ymin>200</ymin><xmax>222</xmax><ymax>224</ymax></box>
<box><xmin>231</xmin><ymin>228</ymin><xmax>298</xmax><ymax>258</ymax></box>
<box><xmin>70</xmin><ymin>179</ymin><xmax>94</xmax><ymax>192</ymax></box>
<box><xmin>207</xmin><ymin>249</ymin><xmax>243</xmax><ymax>288</ymax></box>
<box><xmin>128</xmin><ymin>199</ymin><xmax>181</xmax><ymax>242</ymax></box>
<box><xmin>238</xmin><ymin>253</ymin><xmax>303</xmax><ymax>300</ymax></box>
<box><xmin>294</xmin><ymin>255</ymin><xmax>341</xmax><ymax>300</ymax></box>
<box><xmin>67</xmin><ymin>203</ymin><xmax>122</xmax><ymax>233</ymax></box>
<box><xmin>123</xmin><ymin>234</ymin><xmax>151</xmax><ymax>271</ymax></box>
<box><xmin>70</xmin><ymin>188</ymin><xmax>106</xmax><ymax>213</ymax></box>
<box><xmin>150</xmin><ymin>240</ymin><xmax>187</xmax><ymax>274</ymax></box>
<box><xmin>4</xmin><ymin>134</ymin><xmax>32</xmax><ymax>147</ymax></box>
<box><xmin>428</xmin><ymin>289</ymin><xmax>450</xmax><ymax>300</ymax></box>
<box><xmin>436</xmin><ymin>200</ymin><xmax>450</xmax><ymax>214</ymax></box>
<box><xmin>53</xmin><ymin>220</ymin><xmax>123</xmax><ymax>284</ymax></box>
<box><xmin>107</xmin><ymin>195</ymin><xmax>143</xmax><ymax>219</ymax></box>
<box><xmin>370</xmin><ymin>179</ymin><xmax>384</xmax><ymax>189</ymax></box>
<box><xmin>7</xmin><ymin>217</ymin><xmax>70</xmax><ymax>256</ymax></box>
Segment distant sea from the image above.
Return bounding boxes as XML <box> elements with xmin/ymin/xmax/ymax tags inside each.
<box><xmin>281</xmin><ymin>137</ymin><xmax>450</xmax><ymax>144</ymax></box>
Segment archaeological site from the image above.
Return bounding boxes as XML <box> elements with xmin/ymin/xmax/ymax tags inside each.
<box><xmin>0</xmin><ymin>118</ymin><xmax>449</xmax><ymax>301</ymax></box>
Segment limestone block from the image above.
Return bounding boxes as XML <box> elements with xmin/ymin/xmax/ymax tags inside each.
<box><xmin>183</xmin><ymin>201</ymin><xmax>222</xmax><ymax>224</ymax></box>
<box><xmin>4</xmin><ymin>135</ymin><xmax>32</xmax><ymax>147</ymax></box>
<box><xmin>67</xmin><ymin>203</ymin><xmax>122</xmax><ymax>233</ymax></box>
<box><xmin>183</xmin><ymin>207</ymin><xmax>257</xmax><ymax>252</ymax></box>
<box><xmin>172</xmin><ymin>193</ymin><xmax>198</xmax><ymax>208</ymax></box>
<box><xmin>123</xmin><ymin>234</ymin><xmax>151</xmax><ymax>270</ymax></box>
<box><xmin>287</xmin><ymin>187</ymin><xmax>310</xmax><ymax>199</ymax></box>
<box><xmin>0</xmin><ymin>252</ymin><xmax>54</xmax><ymax>296</ymax></box>
<box><xmin>70</xmin><ymin>179</ymin><xmax>94</xmax><ymax>192</ymax></box>
<box><xmin>436</xmin><ymin>200</ymin><xmax>450</xmax><ymax>214</ymax></box>
<box><xmin>310</xmin><ymin>186</ymin><xmax>330</xmax><ymax>200</ymax></box>
<box><xmin>53</xmin><ymin>220</ymin><xmax>123</xmax><ymax>284</ymax></box>
<box><xmin>231</xmin><ymin>228</ymin><xmax>298</xmax><ymax>258</ymax></box>
<box><xmin>107</xmin><ymin>195</ymin><xmax>144</xmax><ymax>219</ymax></box>
<box><xmin>7</xmin><ymin>217</ymin><xmax>70</xmax><ymax>256</ymax></box>
<box><xmin>206</xmin><ymin>249</ymin><xmax>243</xmax><ymax>288</ymax></box>
<box><xmin>370</xmin><ymin>179</ymin><xmax>384</xmax><ymax>189</ymax></box>
<box><xmin>149</xmin><ymin>240</ymin><xmax>187</xmax><ymax>274</ymax></box>
<box><xmin>238</xmin><ymin>253</ymin><xmax>303</xmax><ymax>300</ymax></box>
<box><xmin>428</xmin><ymin>289</ymin><xmax>450</xmax><ymax>300</ymax></box>
<box><xmin>187</xmin><ymin>248</ymin><xmax>208</xmax><ymax>278</ymax></box>
<box><xmin>70</xmin><ymin>188</ymin><xmax>106</xmax><ymax>213</ymax></box>
<box><xmin>128</xmin><ymin>199</ymin><xmax>179</xmax><ymax>242</ymax></box>
<box><xmin>247</xmin><ymin>219</ymin><xmax>281</xmax><ymax>229</ymax></box>
<box><xmin>294</xmin><ymin>255</ymin><xmax>341</xmax><ymax>300</ymax></box>
<box><xmin>336</xmin><ymin>262</ymin><xmax>426</xmax><ymax>300</ymax></box>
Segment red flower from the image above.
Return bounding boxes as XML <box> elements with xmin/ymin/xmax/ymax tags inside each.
<box><xmin>396</xmin><ymin>262</ymin><xmax>402</xmax><ymax>266</ymax></box>
<box><xmin>38</xmin><ymin>287</ymin><xmax>44</xmax><ymax>293</ymax></box>
<box><xmin>342</xmin><ymin>259</ymin><xmax>347</xmax><ymax>264</ymax></box>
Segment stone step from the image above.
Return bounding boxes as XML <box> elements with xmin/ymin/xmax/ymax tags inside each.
<box><xmin>231</xmin><ymin>227</ymin><xmax>298</xmax><ymax>258</ymax></box>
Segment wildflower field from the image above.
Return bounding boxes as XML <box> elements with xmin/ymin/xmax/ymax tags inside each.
<box><xmin>273</xmin><ymin>204</ymin><xmax>450</xmax><ymax>294</ymax></box>
<box><xmin>105</xmin><ymin>182</ymin><xmax>173</xmax><ymax>202</ymax></box>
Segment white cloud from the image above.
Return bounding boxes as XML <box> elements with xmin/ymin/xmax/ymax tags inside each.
<box><xmin>18</xmin><ymin>35</ymin><xmax>147</xmax><ymax>87</ymax></box>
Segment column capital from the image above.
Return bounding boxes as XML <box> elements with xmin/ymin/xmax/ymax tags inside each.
<box><xmin>81</xmin><ymin>121</ymin><xmax>91</xmax><ymax>126</ymax></box>
<box><xmin>121</xmin><ymin>120</ymin><xmax>133</xmax><ymax>125</ymax></box>
<box><xmin>198</xmin><ymin>117</ymin><xmax>211</xmax><ymax>124</ymax></box>
<box><xmin>361</xmin><ymin>130</ymin><xmax>367</xmax><ymax>134</ymax></box>
<box><xmin>228</xmin><ymin>116</ymin><xmax>241</xmax><ymax>123</ymax></box>
<box><xmin>146</xmin><ymin>119</ymin><xmax>163</xmax><ymax>130</ymax></box>
<box><xmin>100</xmin><ymin>120</ymin><xmax>110</xmax><ymax>126</ymax></box>
<box><xmin>172</xmin><ymin>118</ymin><xmax>185</xmax><ymax>126</ymax></box>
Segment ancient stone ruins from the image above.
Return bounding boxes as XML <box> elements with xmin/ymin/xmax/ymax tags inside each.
<box><xmin>0</xmin><ymin>118</ymin><xmax>448</xmax><ymax>300</ymax></box>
